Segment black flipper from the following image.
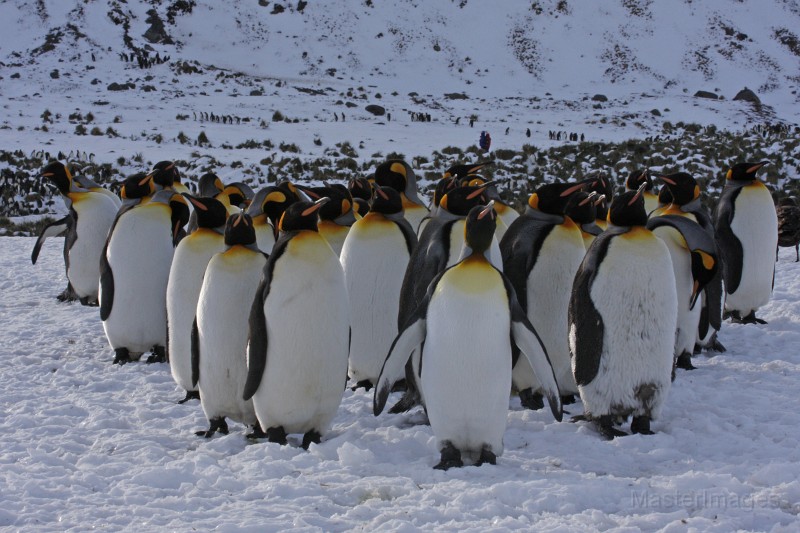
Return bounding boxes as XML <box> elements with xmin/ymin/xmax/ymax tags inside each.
<box><xmin>191</xmin><ymin>318</ymin><xmax>201</xmax><ymax>388</ymax></box>
<box><xmin>714</xmin><ymin>184</ymin><xmax>745</xmax><ymax>294</ymax></box>
<box><xmin>99</xmin><ymin>203</ymin><xmax>139</xmax><ymax>321</ymax></box>
<box><xmin>31</xmin><ymin>215</ymin><xmax>71</xmax><ymax>264</ymax></box>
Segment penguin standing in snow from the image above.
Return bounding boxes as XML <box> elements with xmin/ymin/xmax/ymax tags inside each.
<box><xmin>166</xmin><ymin>195</ymin><xmax>228</xmax><ymax>403</ymax></box>
<box><xmin>100</xmin><ymin>189</ymin><xmax>189</xmax><ymax>364</ymax></box>
<box><xmin>374</xmin><ymin>159</ymin><xmax>430</xmax><ymax>233</ymax></box>
<box><xmin>714</xmin><ymin>161</ymin><xmax>777</xmax><ymax>324</ymax></box>
<box><xmin>501</xmin><ymin>181</ymin><xmax>590</xmax><ymax>409</ymax></box>
<box><xmin>341</xmin><ymin>185</ymin><xmax>417</xmax><ymax>390</ymax></box>
<box><xmin>374</xmin><ymin>201</ymin><xmax>562</xmax><ymax>469</ymax></box>
<box><xmin>569</xmin><ymin>185</ymin><xmax>711</xmax><ymax>439</ymax></box>
<box><xmin>37</xmin><ymin>162</ymin><xmax>119</xmax><ymax>306</ymax></box>
<box><xmin>247</xmin><ymin>183</ymin><xmax>298</xmax><ymax>253</ymax></box>
<box><xmin>243</xmin><ymin>198</ymin><xmax>351</xmax><ymax>449</ymax></box>
<box><xmin>193</xmin><ymin>212</ymin><xmax>268</xmax><ymax>438</ymax></box>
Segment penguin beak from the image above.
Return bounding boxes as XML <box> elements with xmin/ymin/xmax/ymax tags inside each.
<box><xmin>478</xmin><ymin>200</ymin><xmax>496</xmax><ymax>220</ymax></box>
<box><xmin>183</xmin><ymin>194</ymin><xmax>208</xmax><ymax>211</ymax></box>
<box><xmin>301</xmin><ymin>197</ymin><xmax>330</xmax><ymax>216</ymax></box>
<box><xmin>467</xmin><ymin>181</ymin><xmax>496</xmax><ymax>199</ymax></box>
<box><xmin>375</xmin><ymin>187</ymin><xmax>389</xmax><ymax>201</ymax></box>
<box><xmin>579</xmin><ymin>191</ymin><xmax>598</xmax><ymax>207</ymax></box>
<box><xmin>296</xmin><ymin>187</ymin><xmax>320</xmax><ymax>203</ymax></box>
<box><xmin>594</xmin><ymin>194</ymin><xmax>606</xmax><ymax>207</ymax></box>
<box><xmin>747</xmin><ymin>161</ymin><xmax>769</xmax><ymax>174</ymax></box>
<box><xmin>560</xmin><ymin>180</ymin><xmax>589</xmax><ymax>197</ymax></box>
<box><xmin>657</xmin><ymin>175</ymin><xmax>677</xmax><ymax>186</ymax></box>
<box><xmin>629</xmin><ymin>183</ymin><xmax>648</xmax><ymax>205</ymax></box>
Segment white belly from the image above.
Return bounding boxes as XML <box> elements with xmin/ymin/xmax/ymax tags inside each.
<box><xmin>254</xmin><ymin>224</ymin><xmax>276</xmax><ymax>253</ymax></box>
<box><xmin>574</xmin><ymin>231</ymin><xmax>677</xmax><ymax>419</ymax></box>
<box><xmin>251</xmin><ymin>233</ymin><xmax>350</xmax><ymax>435</ymax></box>
<box><xmin>167</xmin><ymin>230</ymin><xmax>225</xmax><ymax>391</ymax></box>
<box><xmin>68</xmin><ymin>193</ymin><xmax>118</xmax><ymax>300</ymax></box>
<box><xmin>405</xmin><ymin>204</ymin><xmax>430</xmax><ymax>235</ymax></box>
<box><xmin>198</xmin><ymin>248</ymin><xmax>266</xmax><ymax>426</ymax></box>
<box><xmin>422</xmin><ymin>262</ymin><xmax>511</xmax><ymax>462</ymax></box>
<box><xmin>726</xmin><ymin>185</ymin><xmax>778</xmax><ymax>315</ymax></box>
<box><xmin>341</xmin><ymin>215</ymin><xmax>410</xmax><ymax>384</ymax></box>
<box><xmin>102</xmin><ymin>205</ymin><xmax>174</xmax><ymax>353</ymax></box>
<box><xmin>514</xmin><ymin>223</ymin><xmax>585</xmax><ymax>395</ymax></box>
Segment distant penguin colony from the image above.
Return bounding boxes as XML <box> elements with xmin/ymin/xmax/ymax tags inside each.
<box><xmin>32</xmin><ymin>155</ymin><xmax>784</xmax><ymax>468</ymax></box>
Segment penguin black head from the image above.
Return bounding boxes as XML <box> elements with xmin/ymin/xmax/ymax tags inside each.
<box><xmin>432</xmin><ymin>176</ymin><xmax>459</xmax><ymax>208</ymax></box>
<box><xmin>464</xmin><ymin>201</ymin><xmax>497</xmax><ymax>255</ymax></box>
<box><xmin>443</xmin><ymin>161</ymin><xmax>491</xmax><ymax>180</ymax></box>
<box><xmin>278</xmin><ymin>198</ymin><xmax>330</xmax><ymax>233</ymax></box>
<box><xmin>371</xmin><ymin>185</ymin><xmax>403</xmax><ymax>216</ymax></box>
<box><xmin>657</xmin><ymin>184</ymin><xmax>673</xmax><ymax>207</ymax></box>
<box><xmin>149</xmin><ymin>161</ymin><xmax>179</xmax><ymax>189</ymax></box>
<box><xmin>41</xmin><ymin>161</ymin><xmax>72</xmax><ymax>195</ymax></box>
<box><xmin>348</xmin><ymin>176</ymin><xmax>373</xmax><ymax>203</ymax></box>
<box><xmin>120</xmin><ymin>173</ymin><xmax>155</xmax><ymax>200</ymax></box>
<box><xmin>222</xmin><ymin>182</ymin><xmax>254</xmax><ymax>209</ymax></box>
<box><xmin>152</xmin><ymin>190</ymin><xmax>190</xmax><ymax>244</ymax></box>
<box><xmin>564</xmin><ymin>191</ymin><xmax>598</xmax><ymax>224</ymax></box>
<box><xmin>625</xmin><ymin>168</ymin><xmax>653</xmax><ymax>192</ymax></box>
<box><xmin>198</xmin><ymin>172</ymin><xmax>225</xmax><ymax>198</ymax></box>
<box><xmin>374</xmin><ymin>159</ymin><xmax>412</xmax><ymax>194</ymax></box>
<box><xmin>657</xmin><ymin>172</ymin><xmax>699</xmax><ymax>206</ymax></box>
<box><xmin>727</xmin><ymin>161</ymin><xmax>769</xmax><ymax>182</ymax></box>
<box><xmin>527</xmin><ymin>180</ymin><xmax>588</xmax><ymax>215</ymax></box>
<box><xmin>249</xmin><ymin>184</ymin><xmax>299</xmax><ymax>224</ymax></box>
<box><xmin>224</xmin><ymin>211</ymin><xmax>256</xmax><ymax>247</ymax></box>
<box><xmin>608</xmin><ymin>184</ymin><xmax>648</xmax><ymax>227</ymax></box>
<box><xmin>296</xmin><ymin>183</ymin><xmax>354</xmax><ymax>223</ymax></box>
<box><xmin>183</xmin><ymin>194</ymin><xmax>228</xmax><ymax>230</ymax></box>
<box><xmin>439</xmin><ymin>182</ymin><xmax>493</xmax><ymax>216</ymax></box>
<box><xmin>587</xmin><ymin>171</ymin><xmax>615</xmax><ymax>199</ymax></box>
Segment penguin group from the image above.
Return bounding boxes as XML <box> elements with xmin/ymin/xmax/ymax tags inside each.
<box><xmin>33</xmin><ymin>156</ymin><xmax>780</xmax><ymax>469</ymax></box>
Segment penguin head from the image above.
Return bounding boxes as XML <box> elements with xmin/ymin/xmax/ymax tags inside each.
<box><xmin>625</xmin><ymin>168</ymin><xmax>653</xmax><ymax>192</ymax></box>
<box><xmin>348</xmin><ymin>176</ymin><xmax>373</xmax><ymax>203</ymax></box>
<box><xmin>564</xmin><ymin>191</ymin><xmax>598</xmax><ymax>224</ymax></box>
<box><xmin>727</xmin><ymin>161</ymin><xmax>769</xmax><ymax>182</ymax></box>
<box><xmin>41</xmin><ymin>161</ymin><xmax>73</xmax><ymax>196</ymax></box>
<box><xmin>459</xmin><ymin>174</ymin><xmax>503</xmax><ymax>202</ymax></box>
<box><xmin>375</xmin><ymin>159</ymin><xmax>423</xmax><ymax>204</ymax></box>
<box><xmin>657</xmin><ymin>183</ymin><xmax>673</xmax><ymax>208</ymax></box>
<box><xmin>657</xmin><ymin>172</ymin><xmax>699</xmax><ymax>206</ymax></box>
<box><xmin>439</xmin><ymin>182</ymin><xmax>493</xmax><ymax>216</ymax></box>
<box><xmin>443</xmin><ymin>161</ymin><xmax>491</xmax><ymax>180</ymax></box>
<box><xmin>608</xmin><ymin>184</ymin><xmax>648</xmax><ymax>227</ymax></box>
<box><xmin>224</xmin><ymin>211</ymin><xmax>256</xmax><ymax>247</ymax></box>
<box><xmin>120</xmin><ymin>173</ymin><xmax>156</xmax><ymax>201</ymax></box>
<box><xmin>295</xmin><ymin>183</ymin><xmax>354</xmax><ymax>224</ymax></box>
<box><xmin>198</xmin><ymin>172</ymin><xmax>225</xmax><ymax>198</ymax></box>
<box><xmin>432</xmin><ymin>176</ymin><xmax>459</xmax><ymax>208</ymax></box>
<box><xmin>248</xmin><ymin>184</ymin><xmax>299</xmax><ymax>223</ymax></box>
<box><xmin>278</xmin><ymin>198</ymin><xmax>330</xmax><ymax>233</ymax></box>
<box><xmin>464</xmin><ymin>201</ymin><xmax>497</xmax><ymax>255</ymax></box>
<box><xmin>222</xmin><ymin>182</ymin><xmax>254</xmax><ymax>209</ymax></box>
<box><xmin>370</xmin><ymin>185</ymin><xmax>403</xmax><ymax>216</ymax></box>
<box><xmin>526</xmin><ymin>180</ymin><xmax>588</xmax><ymax>215</ymax></box>
<box><xmin>151</xmin><ymin>190</ymin><xmax>190</xmax><ymax>244</ymax></box>
<box><xmin>587</xmin><ymin>171</ymin><xmax>615</xmax><ymax>199</ymax></box>
<box><xmin>148</xmin><ymin>161</ymin><xmax>179</xmax><ymax>190</ymax></box>
<box><xmin>183</xmin><ymin>194</ymin><xmax>227</xmax><ymax>231</ymax></box>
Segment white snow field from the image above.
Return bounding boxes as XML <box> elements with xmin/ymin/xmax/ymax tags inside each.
<box><xmin>1</xmin><ymin>236</ymin><xmax>799</xmax><ymax>531</ymax></box>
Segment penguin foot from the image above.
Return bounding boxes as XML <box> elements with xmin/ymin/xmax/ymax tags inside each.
<box><xmin>434</xmin><ymin>442</ymin><xmax>463</xmax><ymax>470</ymax></box>
<box><xmin>113</xmin><ymin>348</ymin><xmax>131</xmax><ymax>365</ymax></box>
<box><xmin>693</xmin><ymin>343</ymin><xmax>703</xmax><ymax>355</ymax></box>
<box><xmin>302</xmin><ymin>430</ymin><xmax>322</xmax><ymax>450</ymax></box>
<box><xmin>146</xmin><ymin>346</ymin><xmax>166</xmax><ymax>364</ymax></box>
<box><xmin>390</xmin><ymin>378</ymin><xmax>407</xmax><ymax>393</ymax></box>
<box><xmin>177</xmin><ymin>390</ymin><xmax>200</xmax><ymax>404</ymax></box>
<box><xmin>706</xmin><ymin>332</ymin><xmax>726</xmax><ymax>353</ymax></box>
<box><xmin>519</xmin><ymin>388</ymin><xmax>544</xmax><ymax>410</ymax></box>
<box><xmin>475</xmin><ymin>446</ymin><xmax>497</xmax><ymax>467</ymax></box>
<box><xmin>630</xmin><ymin>416</ymin><xmax>655</xmax><ymax>435</ymax></box>
<box><xmin>246</xmin><ymin>423</ymin><xmax>267</xmax><ymax>440</ymax></box>
<box><xmin>561</xmin><ymin>394</ymin><xmax>577</xmax><ymax>405</ymax></box>
<box><xmin>742</xmin><ymin>311</ymin><xmax>768</xmax><ymax>325</ymax></box>
<box><xmin>570</xmin><ymin>414</ymin><xmax>589</xmax><ymax>423</ymax></box>
<box><xmin>675</xmin><ymin>351</ymin><xmax>696</xmax><ymax>371</ymax></box>
<box><xmin>266</xmin><ymin>426</ymin><xmax>288</xmax><ymax>446</ymax></box>
<box><xmin>195</xmin><ymin>417</ymin><xmax>229</xmax><ymax>438</ymax></box>
<box><xmin>389</xmin><ymin>389</ymin><xmax>421</xmax><ymax>414</ymax></box>
<box><xmin>595</xmin><ymin>415</ymin><xmax>628</xmax><ymax>440</ymax></box>
<box><xmin>350</xmin><ymin>379</ymin><xmax>373</xmax><ymax>392</ymax></box>
<box><xmin>57</xmin><ymin>285</ymin><xmax>79</xmax><ymax>302</ymax></box>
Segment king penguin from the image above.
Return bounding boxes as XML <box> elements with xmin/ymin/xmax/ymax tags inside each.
<box><xmin>193</xmin><ymin>212</ymin><xmax>268</xmax><ymax>438</ymax></box>
<box><xmin>247</xmin><ymin>183</ymin><xmax>298</xmax><ymax>253</ymax></box>
<box><xmin>149</xmin><ymin>160</ymin><xmax>187</xmax><ymax>194</ymax></box>
<box><xmin>564</xmin><ymin>191</ymin><xmax>603</xmax><ymax>250</ymax></box>
<box><xmin>166</xmin><ymin>195</ymin><xmax>228</xmax><ymax>403</ymax></box>
<box><xmin>347</xmin><ymin>176</ymin><xmax>373</xmax><ymax>218</ymax></box>
<box><xmin>714</xmin><ymin>161</ymin><xmax>777</xmax><ymax>324</ymax></box>
<box><xmin>243</xmin><ymin>198</ymin><xmax>351</xmax><ymax>449</ymax></box>
<box><xmin>625</xmin><ymin>169</ymin><xmax>658</xmax><ymax>215</ymax></box>
<box><xmin>295</xmin><ymin>183</ymin><xmax>357</xmax><ymax>256</ymax></box>
<box><xmin>374</xmin><ymin>201</ymin><xmax>562</xmax><ymax>469</ymax></box>
<box><xmin>501</xmin><ymin>180</ymin><xmax>590</xmax><ymax>409</ymax></box>
<box><xmin>587</xmin><ymin>171</ymin><xmax>615</xmax><ymax>230</ymax></box>
<box><xmin>100</xmin><ymin>189</ymin><xmax>190</xmax><ymax>364</ymax></box>
<box><xmin>38</xmin><ymin>162</ymin><xmax>119</xmax><ymax>306</ymax></box>
<box><xmin>374</xmin><ymin>159</ymin><xmax>430</xmax><ymax>233</ymax></box>
<box><xmin>340</xmin><ymin>185</ymin><xmax>417</xmax><ymax>390</ymax></box>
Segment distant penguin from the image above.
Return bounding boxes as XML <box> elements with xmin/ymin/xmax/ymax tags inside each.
<box><xmin>501</xmin><ymin>180</ymin><xmax>589</xmax><ymax>409</ymax></box>
<box><xmin>374</xmin><ymin>201</ymin><xmax>562</xmax><ymax>469</ymax></box>
<box><xmin>625</xmin><ymin>169</ymin><xmax>658</xmax><ymax>215</ymax></box>
<box><xmin>193</xmin><ymin>212</ymin><xmax>268</xmax><ymax>438</ymax></box>
<box><xmin>39</xmin><ymin>162</ymin><xmax>118</xmax><ymax>306</ymax></box>
<box><xmin>100</xmin><ymin>190</ymin><xmax>190</xmax><ymax>364</ymax></box>
<box><xmin>295</xmin><ymin>183</ymin><xmax>357</xmax><ymax>256</ymax></box>
<box><xmin>247</xmin><ymin>183</ymin><xmax>298</xmax><ymax>253</ymax></box>
<box><xmin>714</xmin><ymin>161</ymin><xmax>777</xmax><ymax>324</ymax></box>
<box><xmin>340</xmin><ymin>185</ymin><xmax>417</xmax><ymax>390</ymax></box>
<box><xmin>374</xmin><ymin>159</ymin><xmax>430</xmax><ymax>233</ymax></box>
<box><xmin>243</xmin><ymin>198</ymin><xmax>351</xmax><ymax>449</ymax></box>
<box><xmin>166</xmin><ymin>195</ymin><xmax>228</xmax><ymax>403</ymax></box>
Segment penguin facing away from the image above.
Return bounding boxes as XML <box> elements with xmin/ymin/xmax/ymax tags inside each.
<box><xmin>714</xmin><ymin>161</ymin><xmax>777</xmax><ymax>324</ymax></box>
<box><xmin>374</xmin><ymin>201</ymin><xmax>562</xmax><ymax>469</ymax></box>
<box><xmin>100</xmin><ymin>190</ymin><xmax>190</xmax><ymax>364</ymax></box>
<box><xmin>243</xmin><ymin>198</ymin><xmax>351</xmax><ymax>449</ymax></box>
<box><xmin>192</xmin><ymin>212</ymin><xmax>268</xmax><ymax>438</ymax></box>
<box><xmin>340</xmin><ymin>185</ymin><xmax>417</xmax><ymax>390</ymax></box>
<box><xmin>166</xmin><ymin>195</ymin><xmax>228</xmax><ymax>404</ymax></box>
<box><xmin>374</xmin><ymin>159</ymin><xmax>430</xmax><ymax>233</ymax></box>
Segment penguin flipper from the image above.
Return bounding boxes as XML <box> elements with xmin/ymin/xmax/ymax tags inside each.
<box><xmin>714</xmin><ymin>187</ymin><xmax>744</xmax><ymax>293</ymax></box>
<box><xmin>99</xmin><ymin>244</ymin><xmax>114</xmax><ymax>321</ymax></box>
<box><xmin>374</xmin><ymin>317</ymin><xmax>427</xmax><ymax>416</ymax></box>
<box><xmin>191</xmin><ymin>318</ymin><xmax>200</xmax><ymax>388</ymax></box>
<box><xmin>31</xmin><ymin>215</ymin><xmax>71</xmax><ymax>264</ymax></box>
<box><xmin>243</xmin><ymin>276</ymin><xmax>269</xmax><ymax>401</ymax></box>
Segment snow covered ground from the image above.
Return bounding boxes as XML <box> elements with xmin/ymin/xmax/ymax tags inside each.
<box><xmin>2</xmin><ymin>236</ymin><xmax>799</xmax><ymax>531</ymax></box>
